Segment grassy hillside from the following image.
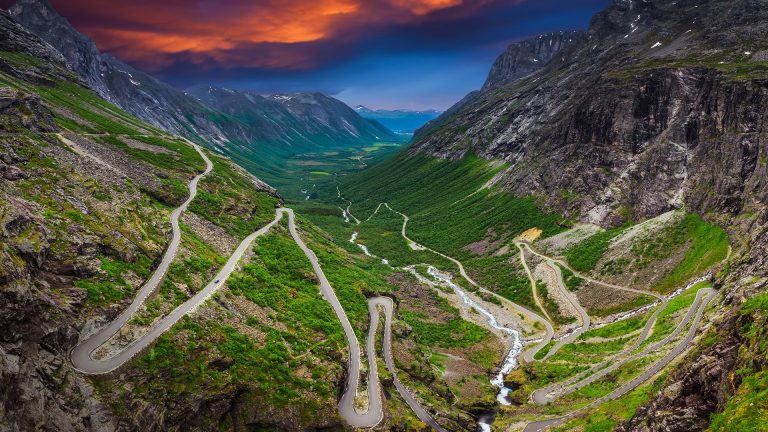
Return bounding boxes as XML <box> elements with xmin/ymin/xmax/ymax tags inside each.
<box><xmin>339</xmin><ymin>153</ymin><xmax>566</xmax><ymax>258</ymax></box>
<box><xmin>0</xmin><ymin>40</ymin><xmax>366</xmax><ymax>431</ymax></box>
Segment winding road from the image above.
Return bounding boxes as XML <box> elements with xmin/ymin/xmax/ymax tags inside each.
<box><xmin>73</xmin><ymin>151</ymin><xmax>716</xmax><ymax>432</ymax></box>
<box><xmin>71</xmin><ymin>143</ymin><xmax>217</xmax><ymax>374</ymax></box>
<box><xmin>524</xmin><ymin>288</ymin><xmax>715</xmax><ymax>432</ymax></box>
<box><xmin>330</xmin><ymin>192</ymin><xmax>722</xmax><ymax>431</ymax></box>
<box><xmin>368</xmin><ymin>297</ymin><xmax>447</xmax><ymax>432</ymax></box>
<box><xmin>530</xmin><ymin>293</ymin><xmax>667</xmax><ymax>405</ymax></box>
<box><xmin>71</xmin><ymin>152</ymin><xmax>442</xmax><ymax>430</ymax></box>
<box><xmin>334</xmin><ymin>193</ymin><xmax>722</xmax><ymax>431</ymax></box>
<box><xmin>284</xmin><ymin>208</ymin><xmax>385</xmax><ymax>428</ymax></box>
<box><xmin>519</xmin><ymin>243</ymin><xmax>665</xmax><ymax>302</ymax></box>
<box><xmin>381</xmin><ymin>203</ymin><xmax>554</xmax><ymax>362</ymax></box>
<box><xmin>516</xmin><ymin>243</ymin><xmax>554</xmax><ymax>324</ymax></box>
<box><xmin>540</xmin><ymin>259</ymin><xmax>591</xmax><ymax>360</ymax></box>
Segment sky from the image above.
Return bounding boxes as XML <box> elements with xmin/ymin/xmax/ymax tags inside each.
<box><xmin>8</xmin><ymin>0</ymin><xmax>610</xmax><ymax>110</ymax></box>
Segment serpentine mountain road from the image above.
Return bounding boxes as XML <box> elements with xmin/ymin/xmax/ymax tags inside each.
<box><xmin>368</xmin><ymin>297</ymin><xmax>448</xmax><ymax>432</ymax></box>
<box><xmin>344</xmin><ymin>200</ymin><xmax>716</xmax><ymax>431</ymax></box>
<box><xmin>289</xmin><ymin>207</ymin><xmax>443</xmax><ymax>429</ymax></box>
<box><xmin>70</xmin><ymin>147</ymin><xmax>439</xmax><ymax>430</ymax></box>
<box><xmin>284</xmin><ymin>208</ymin><xmax>383</xmax><ymax>428</ymax></box>
<box><xmin>71</xmin><ymin>143</ymin><xmax>218</xmax><ymax>374</ymax></box>
<box><xmin>540</xmin><ymin>259</ymin><xmax>591</xmax><ymax>361</ymax></box>
<box><xmin>524</xmin><ymin>288</ymin><xmax>715</xmax><ymax>432</ymax></box>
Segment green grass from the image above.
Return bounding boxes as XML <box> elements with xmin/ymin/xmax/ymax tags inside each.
<box><xmin>646</xmin><ymin>282</ymin><xmax>710</xmax><ymax>345</ymax></box>
<box><xmin>33</xmin><ymin>81</ymin><xmax>148</xmax><ymax>135</ymax></box>
<box><xmin>587</xmin><ymin>295</ymin><xmax>656</xmax><ymax>318</ymax></box>
<box><xmin>468</xmin><ymin>347</ymin><xmax>499</xmax><ymax>369</ymax></box>
<box><xmin>98</xmin><ymin>135</ymin><xmax>205</xmax><ymax>174</ymax></box>
<box><xmin>188</xmin><ymin>155</ymin><xmax>280</xmax><ymax>238</ymax></box>
<box><xmin>129</xmin><ymin>223</ymin><xmax>228</xmax><ymax>321</ymax></box>
<box><xmin>140</xmin><ymin>317</ymin><xmax>337</xmax><ymax>410</ymax></box>
<box><xmin>341</xmin><ymin>154</ymin><xmax>566</xmax><ymax>261</ymax></box>
<box><xmin>741</xmin><ymin>292</ymin><xmax>768</xmax><ymax>314</ymax></box>
<box><xmin>579</xmin><ymin>313</ymin><xmax>648</xmax><ymax>341</ymax></box>
<box><xmin>55</xmin><ymin>116</ymin><xmax>93</xmax><ymax>133</ymax></box>
<box><xmin>227</xmin><ymin>221</ymin><xmax>346</xmax><ymax>342</ymax></box>
<box><xmin>565</xmin><ymin>226</ymin><xmax>627</xmax><ymax>272</ymax></box>
<box><xmin>614</xmin><ymin>52</ymin><xmax>768</xmax><ymax>81</ymax></box>
<box><xmin>301</xmin><ymin>217</ymin><xmax>394</xmax><ymax>335</ymax></box>
<box><xmin>559</xmin><ymin>264</ymin><xmax>585</xmax><ymax>290</ymax></box>
<box><xmin>708</xmin><ymin>292</ymin><xmax>768</xmax><ymax>431</ymax></box>
<box><xmin>709</xmin><ymin>368</ymin><xmax>768</xmax><ymax>432</ymax></box>
<box><xmin>554</xmin><ymin>372</ymin><xmax>668</xmax><ymax>432</ymax></box>
<box><xmin>653</xmin><ymin>214</ymin><xmax>728</xmax><ymax>293</ymax></box>
<box><xmin>355</xmin><ymin>206</ymin><xmax>452</xmax><ymax>268</ymax></box>
<box><xmin>75</xmin><ymin>255</ymin><xmax>153</xmax><ymax>305</ymax></box>
<box><xmin>401</xmin><ymin>306</ymin><xmax>488</xmax><ymax>349</ymax></box>
<box><xmin>526</xmin><ymin>360</ymin><xmax>590</xmax><ymax>387</ymax></box>
<box><xmin>552</xmin><ymin>336</ymin><xmax>633</xmax><ymax>362</ymax></box>
<box><xmin>465</xmin><ymin>255</ymin><xmax>536</xmax><ymax>310</ymax></box>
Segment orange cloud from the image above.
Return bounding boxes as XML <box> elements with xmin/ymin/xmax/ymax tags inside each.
<box><xmin>50</xmin><ymin>0</ymin><xmax>501</xmax><ymax>70</ymax></box>
<box><xmin>389</xmin><ymin>0</ymin><xmax>464</xmax><ymax>15</ymax></box>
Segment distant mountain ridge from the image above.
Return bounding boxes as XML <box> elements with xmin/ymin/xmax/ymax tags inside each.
<box><xmin>6</xmin><ymin>0</ymin><xmax>398</xmax><ymax>182</ymax></box>
<box><xmin>185</xmin><ymin>86</ymin><xmax>399</xmax><ymax>151</ymax></box>
<box><xmin>353</xmin><ymin>105</ymin><xmax>441</xmax><ymax>134</ymax></box>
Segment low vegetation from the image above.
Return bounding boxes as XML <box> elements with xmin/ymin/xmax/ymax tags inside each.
<box><xmin>538</xmin><ymin>280</ymin><xmax>576</xmax><ymax>326</ymax></box>
<box><xmin>653</xmin><ymin>214</ymin><xmax>728</xmax><ymax>292</ymax></box>
<box><xmin>708</xmin><ymin>292</ymin><xmax>768</xmax><ymax>431</ymax></box>
<box><xmin>465</xmin><ymin>254</ymin><xmax>537</xmax><ymax>310</ymax></box>
<box><xmin>341</xmin><ymin>154</ymin><xmax>565</xmax><ymax>260</ymax></box>
<box><xmin>565</xmin><ymin>226</ymin><xmax>627</xmax><ymax>273</ymax></box>
<box><xmin>400</xmin><ymin>297</ymin><xmax>488</xmax><ymax>349</ymax></box>
<box><xmin>189</xmin><ymin>155</ymin><xmax>280</xmax><ymax>238</ymax></box>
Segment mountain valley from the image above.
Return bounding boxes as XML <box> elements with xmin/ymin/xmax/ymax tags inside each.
<box><xmin>2</xmin><ymin>1</ymin><xmax>768</xmax><ymax>432</ymax></box>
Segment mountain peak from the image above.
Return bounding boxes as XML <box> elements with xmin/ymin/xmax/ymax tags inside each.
<box><xmin>482</xmin><ymin>30</ymin><xmax>584</xmax><ymax>91</ymax></box>
<box><xmin>8</xmin><ymin>0</ymin><xmax>109</xmax><ymax>97</ymax></box>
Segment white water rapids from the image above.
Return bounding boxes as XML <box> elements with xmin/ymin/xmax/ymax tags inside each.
<box><xmin>425</xmin><ymin>267</ymin><xmax>523</xmax><ymax>406</ymax></box>
<box><xmin>349</xmin><ymin>232</ymin><xmax>389</xmax><ymax>266</ymax></box>
<box><xmin>341</xmin><ymin>196</ymin><xmax>522</xmax><ymax>431</ymax></box>
<box><xmin>349</xmin><ymin>226</ymin><xmax>524</xmax><ymax>405</ymax></box>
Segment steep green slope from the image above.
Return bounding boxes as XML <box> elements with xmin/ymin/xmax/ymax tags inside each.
<box><xmin>341</xmin><ymin>153</ymin><xmax>566</xmax><ymax>258</ymax></box>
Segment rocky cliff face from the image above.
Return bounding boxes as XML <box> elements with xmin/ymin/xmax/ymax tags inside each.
<box><xmin>408</xmin><ymin>0</ymin><xmax>768</xmax><ymax>428</ymax></box>
<box><xmin>412</xmin><ymin>0</ymin><xmax>768</xmax><ymax>226</ymax></box>
<box><xmin>8</xmin><ymin>0</ymin><xmax>106</xmax><ymax>95</ymax></box>
<box><xmin>416</xmin><ymin>31</ymin><xmax>582</xmax><ymax>139</ymax></box>
<box><xmin>482</xmin><ymin>30</ymin><xmax>584</xmax><ymax>91</ymax></box>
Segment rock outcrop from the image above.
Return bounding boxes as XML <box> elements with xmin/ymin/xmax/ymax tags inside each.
<box><xmin>0</xmin><ymin>87</ymin><xmax>58</xmax><ymax>132</ymax></box>
<box><xmin>412</xmin><ymin>0</ymin><xmax>768</xmax><ymax>226</ymax></box>
<box><xmin>416</xmin><ymin>31</ymin><xmax>581</xmax><ymax>139</ymax></box>
<box><xmin>482</xmin><ymin>30</ymin><xmax>584</xmax><ymax>91</ymax></box>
